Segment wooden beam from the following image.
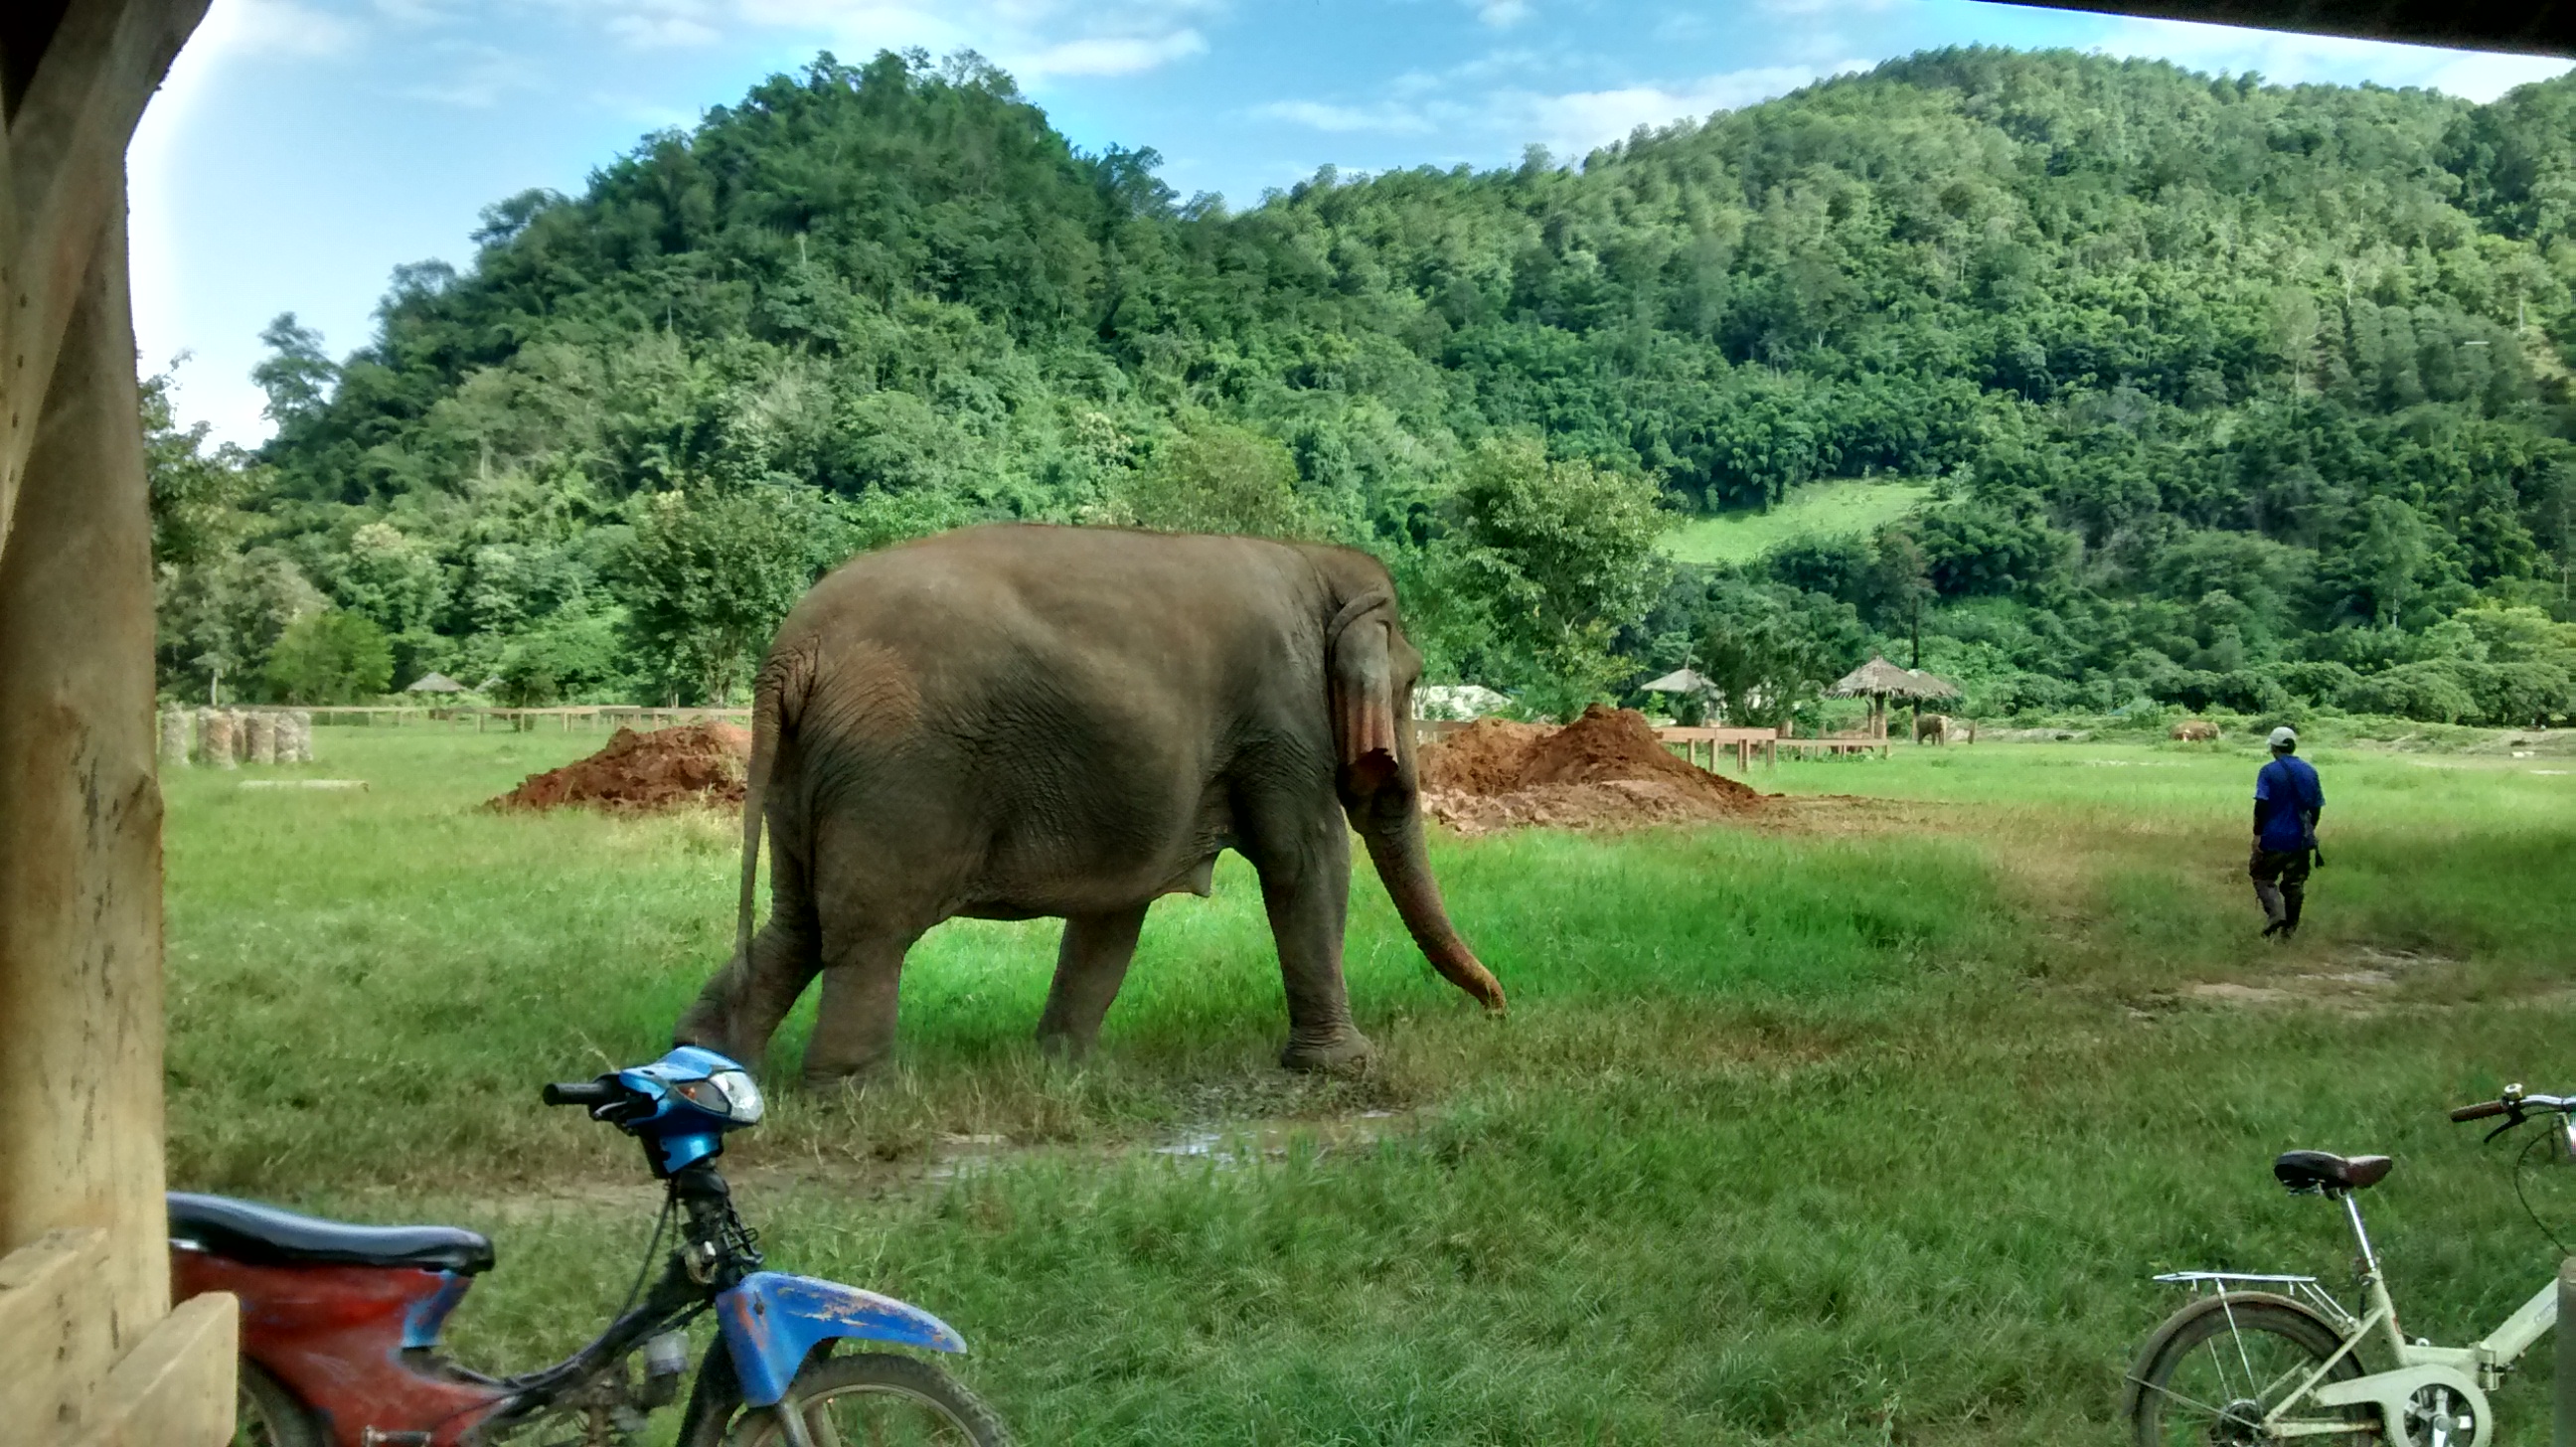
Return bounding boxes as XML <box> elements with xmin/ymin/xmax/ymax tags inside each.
<box><xmin>0</xmin><ymin>1229</ymin><xmax>118</xmax><ymax>1440</ymax></box>
<box><xmin>0</xmin><ymin>0</ymin><xmax>208</xmax><ymax>562</ymax></box>
<box><xmin>77</xmin><ymin>1292</ymin><xmax>237</xmax><ymax>1447</ymax></box>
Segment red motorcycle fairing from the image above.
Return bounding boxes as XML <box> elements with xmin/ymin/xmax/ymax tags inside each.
<box><xmin>175</xmin><ymin>1245</ymin><xmax>510</xmax><ymax>1447</ymax></box>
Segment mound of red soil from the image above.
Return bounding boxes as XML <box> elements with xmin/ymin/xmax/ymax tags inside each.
<box><xmin>1416</xmin><ymin>706</ymin><xmax>1766</xmax><ymax>833</ymax></box>
<box><xmin>490</xmin><ymin>724</ymin><xmax>752</xmax><ymax>814</ymax></box>
<box><xmin>1418</xmin><ymin>718</ymin><xmax>1549</xmax><ymax>793</ymax></box>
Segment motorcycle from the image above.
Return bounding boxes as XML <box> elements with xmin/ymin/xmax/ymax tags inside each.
<box><xmin>171</xmin><ymin>1045</ymin><xmax>1011</xmax><ymax>1446</ymax></box>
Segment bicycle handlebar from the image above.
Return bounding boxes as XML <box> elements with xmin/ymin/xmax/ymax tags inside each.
<box><xmin>2450</xmin><ymin>1086</ymin><xmax>2573</xmax><ymax>1124</ymax></box>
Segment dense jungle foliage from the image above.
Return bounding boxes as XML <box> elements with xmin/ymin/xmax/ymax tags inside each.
<box><xmin>152</xmin><ymin>46</ymin><xmax>2576</xmax><ymax>725</ymax></box>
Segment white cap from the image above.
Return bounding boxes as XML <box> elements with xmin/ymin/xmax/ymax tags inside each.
<box><xmin>2268</xmin><ymin>725</ymin><xmax>2298</xmax><ymax>751</ymax></box>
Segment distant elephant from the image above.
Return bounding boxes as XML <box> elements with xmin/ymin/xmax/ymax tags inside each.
<box><xmin>2170</xmin><ymin>719</ymin><xmax>2220</xmax><ymax>741</ymax></box>
<box><xmin>1914</xmin><ymin>713</ymin><xmax>1950</xmax><ymax>745</ymax></box>
<box><xmin>674</xmin><ymin>524</ymin><xmax>1507</xmax><ymax>1084</ymax></box>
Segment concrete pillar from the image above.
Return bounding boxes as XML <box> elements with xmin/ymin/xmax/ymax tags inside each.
<box><xmin>0</xmin><ymin>204</ymin><xmax>175</xmax><ymax>1352</ymax></box>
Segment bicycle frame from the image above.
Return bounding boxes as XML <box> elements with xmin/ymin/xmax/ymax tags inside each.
<box><xmin>2159</xmin><ymin>1192</ymin><xmax>2555</xmax><ymax>1447</ymax></box>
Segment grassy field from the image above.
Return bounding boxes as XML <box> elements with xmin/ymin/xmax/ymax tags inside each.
<box><xmin>165</xmin><ymin>724</ymin><xmax>2576</xmax><ymax>1444</ymax></box>
<box><xmin>1662</xmin><ymin>480</ymin><xmax>1937</xmax><ymax>565</ymax></box>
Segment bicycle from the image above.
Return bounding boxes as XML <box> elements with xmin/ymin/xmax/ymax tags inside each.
<box><xmin>2124</xmin><ymin>1083</ymin><xmax>2576</xmax><ymax>1447</ymax></box>
<box><xmin>174</xmin><ymin>1045</ymin><xmax>1011</xmax><ymax>1446</ymax></box>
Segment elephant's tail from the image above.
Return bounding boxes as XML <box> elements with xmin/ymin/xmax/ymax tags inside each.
<box><xmin>734</xmin><ymin>646</ymin><xmax>805</xmax><ymax>965</ymax></box>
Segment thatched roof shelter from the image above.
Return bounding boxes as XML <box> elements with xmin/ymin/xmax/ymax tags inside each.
<box><xmin>1829</xmin><ymin>657</ymin><xmax>1959</xmax><ymax>737</ymax></box>
<box><xmin>405</xmin><ymin>671</ymin><xmax>465</xmax><ymax>694</ymax></box>
<box><xmin>1829</xmin><ymin>657</ymin><xmax>1953</xmax><ymax>701</ymax></box>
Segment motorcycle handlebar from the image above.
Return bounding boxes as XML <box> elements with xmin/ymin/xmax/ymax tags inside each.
<box><xmin>543</xmin><ymin>1080</ymin><xmax>621</xmax><ymax>1107</ymax></box>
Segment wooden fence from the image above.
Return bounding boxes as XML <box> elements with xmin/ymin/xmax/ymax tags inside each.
<box><xmin>1415</xmin><ymin>720</ymin><xmax>1885</xmax><ymax>771</ymax></box>
<box><xmin>301</xmin><ymin>706</ymin><xmax>754</xmax><ymax>731</ymax></box>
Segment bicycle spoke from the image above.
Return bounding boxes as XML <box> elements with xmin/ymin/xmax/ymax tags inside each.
<box><xmin>2126</xmin><ymin>1371</ymin><xmax>2231</xmax><ymax>1421</ymax></box>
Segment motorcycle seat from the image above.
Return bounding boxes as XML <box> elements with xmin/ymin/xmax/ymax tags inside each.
<box><xmin>169</xmin><ymin>1192</ymin><xmax>496</xmax><ymax>1275</ymax></box>
<box><xmin>2273</xmin><ymin>1151</ymin><xmax>2392</xmax><ymax>1196</ymax></box>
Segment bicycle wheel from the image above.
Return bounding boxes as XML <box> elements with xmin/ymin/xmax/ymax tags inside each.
<box><xmin>233</xmin><ymin>1361</ymin><xmax>325</xmax><ymax>1447</ymax></box>
<box><xmin>727</xmin><ymin>1353</ymin><xmax>1013</xmax><ymax>1447</ymax></box>
<box><xmin>2129</xmin><ymin>1294</ymin><xmax>2372</xmax><ymax>1447</ymax></box>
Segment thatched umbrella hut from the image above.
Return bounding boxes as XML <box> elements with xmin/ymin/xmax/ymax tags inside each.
<box><xmin>1829</xmin><ymin>656</ymin><xmax>1959</xmax><ymax>737</ymax></box>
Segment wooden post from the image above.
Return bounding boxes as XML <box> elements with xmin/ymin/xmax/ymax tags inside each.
<box><xmin>0</xmin><ymin>195</ymin><xmax>232</xmax><ymax>1443</ymax></box>
<box><xmin>0</xmin><ymin>6</ymin><xmax>234</xmax><ymax>1439</ymax></box>
<box><xmin>2557</xmin><ymin>1257</ymin><xmax>2575</xmax><ymax>1447</ymax></box>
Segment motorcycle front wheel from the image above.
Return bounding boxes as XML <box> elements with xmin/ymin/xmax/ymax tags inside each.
<box><xmin>723</xmin><ymin>1353</ymin><xmax>1012</xmax><ymax>1447</ymax></box>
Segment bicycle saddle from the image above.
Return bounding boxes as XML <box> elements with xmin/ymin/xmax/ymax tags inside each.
<box><xmin>2273</xmin><ymin>1151</ymin><xmax>2392</xmax><ymax>1196</ymax></box>
<box><xmin>168</xmin><ymin>1192</ymin><xmax>496</xmax><ymax>1275</ymax></box>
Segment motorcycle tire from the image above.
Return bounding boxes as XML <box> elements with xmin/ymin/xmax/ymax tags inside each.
<box><xmin>234</xmin><ymin>1360</ymin><xmax>326</xmax><ymax>1447</ymax></box>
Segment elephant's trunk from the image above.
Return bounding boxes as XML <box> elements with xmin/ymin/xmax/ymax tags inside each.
<box><xmin>1359</xmin><ymin>803</ymin><xmax>1506</xmax><ymax>1013</ymax></box>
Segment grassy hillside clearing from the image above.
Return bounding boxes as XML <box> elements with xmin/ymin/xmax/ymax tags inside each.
<box><xmin>165</xmin><ymin>728</ymin><xmax>2576</xmax><ymax>1444</ymax></box>
<box><xmin>1662</xmin><ymin>480</ymin><xmax>1939</xmax><ymax>565</ymax></box>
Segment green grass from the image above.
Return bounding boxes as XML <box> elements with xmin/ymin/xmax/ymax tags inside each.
<box><xmin>164</xmin><ymin>725</ymin><xmax>2576</xmax><ymax>1443</ymax></box>
<box><xmin>1662</xmin><ymin>479</ymin><xmax>1937</xmax><ymax>565</ymax></box>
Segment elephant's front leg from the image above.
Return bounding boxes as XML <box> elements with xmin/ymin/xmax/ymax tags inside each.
<box><xmin>1036</xmin><ymin>904</ymin><xmax>1149</xmax><ymax>1058</ymax></box>
<box><xmin>1256</xmin><ymin>836</ymin><xmax>1372</xmax><ymax>1072</ymax></box>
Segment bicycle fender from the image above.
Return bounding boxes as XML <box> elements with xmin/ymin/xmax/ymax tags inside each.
<box><xmin>715</xmin><ymin>1271</ymin><xmax>969</xmax><ymax>1408</ymax></box>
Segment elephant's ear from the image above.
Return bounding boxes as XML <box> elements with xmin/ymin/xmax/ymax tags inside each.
<box><xmin>1328</xmin><ymin>590</ymin><xmax>1400</xmax><ymax>794</ymax></box>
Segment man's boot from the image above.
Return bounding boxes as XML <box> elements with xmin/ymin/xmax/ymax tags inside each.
<box><xmin>2254</xmin><ymin>880</ymin><xmax>2287</xmax><ymax>936</ymax></box>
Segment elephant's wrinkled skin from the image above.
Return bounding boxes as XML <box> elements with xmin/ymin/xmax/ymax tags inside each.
<box><xmin>674</xmin><ymin>524</ymin><xmax>1506</xmax><ymax>1084</ymax></box>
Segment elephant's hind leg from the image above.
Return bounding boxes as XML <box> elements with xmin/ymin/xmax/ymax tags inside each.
<box><xmin>676</xmin><ymin>852</ymin><xmax>822</xmax><ymax>1073</ymax></box>
<box><xmin>1037</xmin><ymin>904</ymin><xmax>1149</xmax><ymax>1059</ymax></box>
<box><xmin>801</xmin><ymin>926</ymin><xmax>921</xmax><ymax>1086</ymax></box>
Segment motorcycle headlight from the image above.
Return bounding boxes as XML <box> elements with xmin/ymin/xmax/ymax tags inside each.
<box><xmin>675</xmin><ymin>1068</ymin><xmax>764</xmax><ymax>1124</ymax></box>
<box><xmin>710</xmin><ymin>1068</ymin><xmax>763</xmax><ymax>1123</ymax></box>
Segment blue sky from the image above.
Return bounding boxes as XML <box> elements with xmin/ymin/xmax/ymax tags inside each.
<box><xmin>130</xmin><ymin>0</ymin><xmax>2572</xmax><ymax>447</ymax></box>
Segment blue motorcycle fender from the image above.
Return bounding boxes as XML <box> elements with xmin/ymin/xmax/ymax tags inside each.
<box><xmin>715</xmin><ymin>1271</ymin><xmax>969</xmax><ymax>1407</ymax></box>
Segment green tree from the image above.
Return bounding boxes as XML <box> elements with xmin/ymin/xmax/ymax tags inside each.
<box><xmin>264</xmin><ymin>609</ymin><xmax>394</xmax><ymax>704</ymax></box>
<box><xmin>1120</xmin><ymin>421</ymin><xmax>1314</xmax><ymax>538</ymax></box>
<box><xmin>251</xmin><ymin>313</ymin><xmax>337</xmax><ymax>428</ymax></box>
<box><xmin>1450</xmin><ymin>435</ymin><xmax>1670</xmax><ymax>715</ymax></box>
<box><xmin>613</xmin><ymin>488</ymin><xmax>842</xmax><ymax>705</ymax></box>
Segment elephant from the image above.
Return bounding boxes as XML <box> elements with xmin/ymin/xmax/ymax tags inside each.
<box><xmin>1913</xmin><ymin>713</ymin><xmax>1950</xmax><ymax>745</ymax></box>
<box><xmin>673</xmin><ymin>524</ymin><xmax>1507</xmax><ymax>1084</ymax></box>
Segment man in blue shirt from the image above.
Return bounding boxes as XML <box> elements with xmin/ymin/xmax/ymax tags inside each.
<box><xmin>2251</xmin><ymin>725</ymin><xmax>2324</xmax><ymax>939</ymax></box>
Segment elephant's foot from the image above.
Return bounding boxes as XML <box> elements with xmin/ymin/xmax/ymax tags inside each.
<box><xmin>1035</xmin><ymin>1028</ymin><xmax>1095</xmax><ymax>1062</ymax></box>
<box><xmin>672</xmin><ymin>999</ymin><xmax>740</xmax><ymax>1060</ymax></box>
<box><xmin>1279</xmin><ymin>1029</ymin><xmax>1374</xmax><ymax>1073</ymax></box>
<box><xmin>797</xmin><ymin>1055</ymin><xmax>891</xmax><ymax>1092</ymax></box>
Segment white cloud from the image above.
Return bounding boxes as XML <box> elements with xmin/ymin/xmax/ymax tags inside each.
<box><xmin>403</xmin><ymin>44</ymin><xmax>545</xmax><ymax>106</ymax></box>
<box><xmin>1254</xmin><ymin>98</ymin><xmax>1435</xmax><ymax>134</ymax></box>
<box><xmin>726</xmin><ymin>0</ymin><xmax>1214</xmax><ymax>85</ymax></box>
<box><xmin>2087</xmin><ymin>16</ymin><xmax>2572</xmax><ymax>102</ymax></box>
<box><xmin>1021</xmin><ymin>30</ymin><xmax>1207</xmax><ymax>79</ymax></box>
<box><xmin>1504</xmin><ymin>59</ymin><xmax>1868</xmax><ymax>158</ymax></box>
<box><xmin>1476</xmin><ymin>0</ymin><xmax>1531</xmax><ymax>29</ymax></box>
<box><xmin>1254</xmin><ymin>56</ymin><xmax>1865</xmax><ymax>165</ymax></box>
<box><xmin>233</xmin><ymin>0</ymin><xmax>366</xmax><ymax>59</ymax></box>
<box><xmin>608</xmin><ymin>11</ymin><xmax>724</xmax><ymax>47</ymax></box>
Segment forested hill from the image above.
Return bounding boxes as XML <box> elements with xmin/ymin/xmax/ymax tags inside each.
<box><xmin>157</xmin><ymin>47</ymin><xmax>2576</xmax><ymax>725</ymax></box>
